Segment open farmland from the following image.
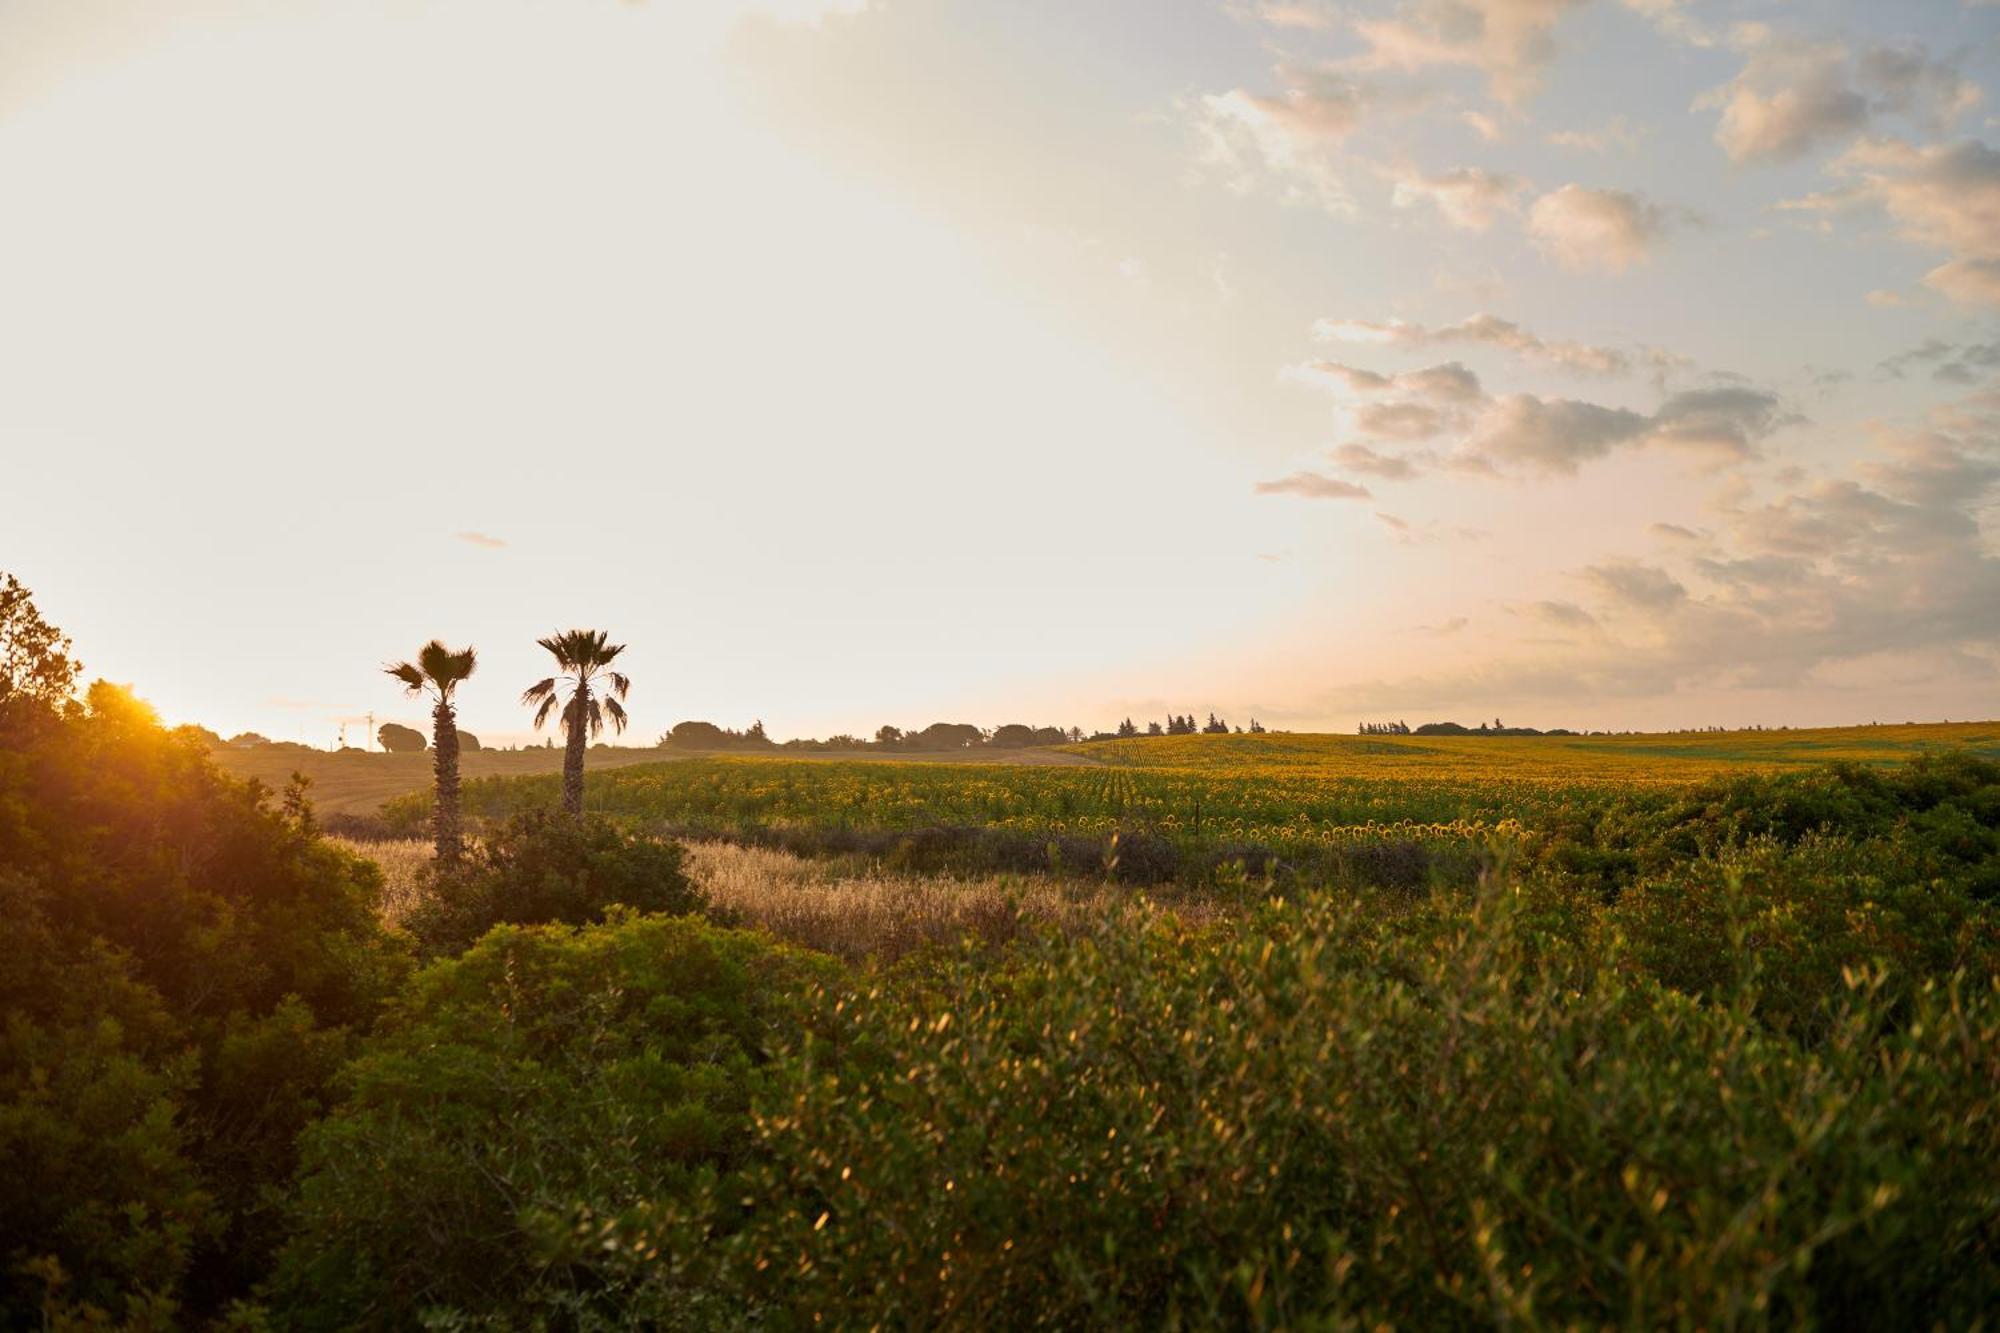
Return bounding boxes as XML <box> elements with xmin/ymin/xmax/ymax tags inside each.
<box><xmin>386</xmin><ymin>721</ymin><xmax>2000</xmax><ymax>889</ymax></box>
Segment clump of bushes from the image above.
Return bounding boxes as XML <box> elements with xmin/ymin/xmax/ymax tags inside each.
<box><xmin>0</xmin><ymin>682</ymin><xmax>405</xmax><ymax>1325</ymax></box>
<box><xmin>404</xmin><ymin>809</ymin><xmax>705</xmax><ymax>956</ymax></box>
<box><xmin>1536</xmin><ymin>752</ymin><xmax>2000</xmax><ymax>900</ymax></box>
<box><xmin>272</xmin><ymin>913</ymin><xmax>838</xmax><ymax>1329</ymax></box>
<box><xmin>701</xmin><ymin>887</ymin><xmax>2000</xmax><ymax>1329</ymax></box>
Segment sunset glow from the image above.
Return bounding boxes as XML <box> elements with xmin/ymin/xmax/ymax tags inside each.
<box><xmin>5</xmin><ymin>0</ymin><xmax>1995</xmax><ymax>742</ymax></box>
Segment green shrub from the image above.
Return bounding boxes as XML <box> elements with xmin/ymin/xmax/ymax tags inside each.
<box><xmin>272</xmin><ymin>912</ymin><xmax>840</xmax><ymax>1330</ymax></box>
<box><xmin>687</xmin><ymin>887</ymin><xmax>1999</xmax><ymax>1329</ymax></box>
<box><xmin>0</xmin><ymin>684</ymin><xmax>405</xmax><ymax>1322</ymax></box>
<box><xmin>405</xmin><ymin>809</ymin><xmax>705</xmax><ymax>956</ymax></box>
<box><xmin>1538</xmin><ymin>752</ymin><xmax>2000</xmax><ymax>901</ymax></box>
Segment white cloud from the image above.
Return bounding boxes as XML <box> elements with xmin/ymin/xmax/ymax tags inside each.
<box><xmin>1704</xmin><ymin>31</ymin><xmax>1980</xmax><ymax>165</ymax></box>
<box><xmin>1254</xmin><ymin>471</ymin><xmax>1373</xmax><ymax>499</ymax></box>
<box><xmin>1311</xmin><ymin>312</ymin><xmax>1634</xmax><ymax>376</ymax></box>
<box><xmin>1345</xmin><ymin>0</ymin><xmax>1587</xmax><ymax>107</ymax></box>
<box><xmin>1546</xmin><ymin>115</ymin><xmax>1641</xmax><ymax>155</ymax></box>
<box><xmin>1191</xmin><ymin>64</ymin><xmax>1380</xmax><ymax>215</ymax></box>
<box><xmin>1815</xmin><ymin>137</ymin><xmax>2000</xmax><ymax>307</ymax></box>
<box><xmin>1390</xmin><ymin>166</ymin><xmax>1525</xmax><ymax>231</ymax></box>
<box><xmin>1528</xmin><ymin>184</ymin><xmax>1672</xmax><ymax>272</ymax></box>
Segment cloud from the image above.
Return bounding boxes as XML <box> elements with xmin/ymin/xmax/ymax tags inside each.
<box><xmin>1649</xmin><ymin>521</ymin><xmax>1700</xmax><ymax>541</ymax></box>
<box><xmin>1647</xmin><ymin>386</ymin><xmax>1792</xmax><ymax>462</ymax></box>
<box><xmin>1327</xmin><ymin>399</ymin><xmax>2000</xmax><ymax>711</ymax></box>
<box><xmin>1879</xmin><ymin>337</ymin><xmax>2000</xmax><ymax>385</ymax></box>
<box><xmin>1811</xmin><ymin>136</ymin><xmax>2000</xmax><ymax>304</ymax></box>
<box><xmin>1528</xmin><ymin>184</ymin><xmax>1672</xmax><ymax>272</ymax></box>
<box><xmin>1469</xmin><ymin>394</ymin><xmax>1652</xmax><ymax>471</ymax></box>
<box><xmin>1312</xmin><ymin>312</ymin><xmax>1633</xmax><ymax>376</ymax></box>
<box><xmin>1546</xmin><ymin>115</ymin><xmax>1641</xmax><ymax>155</ymax></box>
<box><xmin>1582</xmin><ymin>559</ymin><xmax>1688</xmax><ymax>612</ymax></box>
<box><xmin>1702</xmin><ymin>31</ymin><xmax>1978</xmax><ymax>165</ymax></box>
<box><xmin>1354</xmin><ymin>401</ymin><xmax>1452</xmax><ymax>439</ymax></box>
<box><xmin>1926</xmin><ymin>259</ymin><xmax>2000</xmax><ymax>308</ymax></box>
<box><xmin>454</xmin><ymin>531</ymin><xmax>507</xmax><ymax>548</ymax></box>
<box><xmin>1461</xmin><ymin>385</ymin><xmax>1786</xmax><ymax>475</ymax></box>
<box><xmin>1289</xmin><ymin>358</ymin><xmax>1484</xmax><ymax>402</ymax></box>
<box><xmin>1513</xmin><ymin>598</ymin><xmax>1598</xmax><ymax>628</ymax></box>
<box><xmin>1390</xmin><ymin>166</ymin><xmax>1525</xmax><ymax>231</ymax></box>
<box><xmin>1334</xmin><ymin>443</ymin><xmax>1423</xmax><ymax>479</ymax></box>
<box><xmin>1705</xmin><ymin>33</ymin><xmax>1868</xmax><ymax>163</ymax></box>
<box><xmin>1191</xmin><ymin>64</ymin><xmax>1383</xmax><ymax>214</ymax></box>
<box><xmin>1255</xmin><ymin>471</ymin><xmax>1373</xmax><ymax>499</ymax></box>
<box><xmin>1345</xmin><ymin>0</ymin><xmax>1588</xmax><ymax>106</ymax></box>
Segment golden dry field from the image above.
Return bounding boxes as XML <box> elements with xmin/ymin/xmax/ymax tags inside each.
<box><xmin>1068</xmin><ymin>720</ymin><xmax>2000</xmax><ymax>783</ymax></box>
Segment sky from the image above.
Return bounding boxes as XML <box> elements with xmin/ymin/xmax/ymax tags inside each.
<box><xmin>2</xmin><ymin>0</ymin><xmax>1997</xmax><ymax>744</ymax></box>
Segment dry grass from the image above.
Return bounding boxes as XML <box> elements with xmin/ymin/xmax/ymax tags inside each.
<box><xmin>327</xmin><ymin>836</ymin><xmax>433</xmax><ymax>927</ymax></box>
<box><xmin>684</xmin><ymin>840</ymin><xmax>1171</xmax><ymax>964</ymax></box>
<box><xmin>329</xmin><ymin>835</ymin><xmax>1189</xmax><ymax>964</ymax></box>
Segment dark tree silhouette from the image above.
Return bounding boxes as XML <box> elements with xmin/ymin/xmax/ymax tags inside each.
<box><xmin>385</xmin><ymin>640</ymin><xmax>477</xmax><ymax>862</ymax></box>
<box><xmin>522</xmin><ymin>629</ymin><xmax>630</xmax><ymax>817</ymax></box>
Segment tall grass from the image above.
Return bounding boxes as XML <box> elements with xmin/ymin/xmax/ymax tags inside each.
<box><xmin>333</xmin><ymin>835</ymin><xmax>1185</xmax><ymax>964</ymax></box>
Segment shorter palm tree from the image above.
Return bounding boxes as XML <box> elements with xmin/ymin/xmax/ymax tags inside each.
<box><xmin>385</xmin><ymin>640</ymin><xmax>478</xmax><ymax>862</ymax></box>
<box><xmin>522</xmin><ymin>629</ymin><xmax>629</xmax><ymax>816</ymax></box>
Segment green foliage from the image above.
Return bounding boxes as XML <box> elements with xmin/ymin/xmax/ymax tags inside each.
<box><xmin>0</xmin><ymin>570</ymin><xmax>83</xmax><ymax>717</ymax></box>
<box><xmin>0</xmin><ymin>678</ymin><xmax>406</xmax><ymax>1322</ymax></box>
<box><xmin>1540</xmin><ymin>752</ymin><xmax>2000</xmax><ymax>900</ymax></box>
<box><xmin>273</xmin><ymin>913</ymin><xmax>840</xmax><ymax>1330</ymax></box>
<box><xmin>704</xmin><ymin>888</ymin><xmax>2000</xmax><ymax>1329</ymax></box>
<box><xmin>404</xmin><ymin>809</ymin><xmax>705</xmax><ymax>956</ymax></box>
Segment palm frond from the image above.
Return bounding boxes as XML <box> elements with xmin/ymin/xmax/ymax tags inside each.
<box><xmin>521</xmin><ymin>677</ymin><xmax>557</xmax><ymax>706</ymax></box>
<box><xmin>607</xmin><ymin>672</ymin><xmax>631</xmax><ymax>700</ymax></box>
<box><xmin>584</xmin><ymin>695</ymin><xmax>604</xmax><ymax>738</ymax></box>
<box><xmin>602</xmin><ymin>695</ymin><xmax>628</xmax><ymax>734</ymax></box>
<box><xmin>531</xmin><ymin>692</ymin><xmax>559</xmax><ymax>730</ymax></box>
<box><xmin>384</xmin><ymin>661</ymin><xmax>426</xmax><ymax>695</ymax></box>
<box><xmin>418</xmin><ymin>639</ymin><xmax>477</xmax><ymax>691</ymax></box>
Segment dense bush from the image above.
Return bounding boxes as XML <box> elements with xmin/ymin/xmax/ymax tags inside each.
<box><xmin>405</xmin><ymin>809</ymin><xmax>705</xmax><ymax>956</ymax></box>
<box><xmin>1538</xmin><ymin>752</ymin><xmax>2000</xmax><ymax>900</ymax></box>
<box><xmin>690</xmin><ymin>887</ymin><xmax>2000</xmax><ymax>1329</ymax></box>
<box><xmin>272</xmin><ymin>913</ymin><xmax>839</xmax><ymax>1329</ymax></box>
<box><xmin>0</xmin><ymin>683</ymin><xmax>404</xmax><ymax>1323</ymax></box>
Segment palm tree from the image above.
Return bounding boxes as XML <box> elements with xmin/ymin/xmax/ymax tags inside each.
<box><xmin>384</xmin><ymin>640</ymin><xmax>478</xmax><ymax>863</ymax></box>
<box><xmin>522</xmin><ymin>629</ymin><xmax>630</xmax><ymax>816</ymax></box>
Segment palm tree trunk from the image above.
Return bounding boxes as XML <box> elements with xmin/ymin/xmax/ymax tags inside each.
<box><xmin>431</xmin><ymin>698</ymin><xmax>463</xmax><ymax>862</ymax></box>
<box><xmin>561</xmin><ymin>685</ymin><xmax>589</xmax><ymax>817</ymax></box>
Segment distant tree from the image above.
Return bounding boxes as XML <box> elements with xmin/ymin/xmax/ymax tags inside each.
<box><xmin>1065</xmin><ymin>726</ymin><xmax>1084</xmax><ymax>743</ymax></box>
<box><xmin>522</xmin><ymin>629</ymin><xmax>630</xmax><ymax>818</ymax></box>
<box><xmin>745</xmin><ymin>720</ymin><xmax>771</xmax><ymax>747</ymax></box>
<box><xmin>1248</xmin><ymin>718</ymin><xmax>1266</xmax><ymax>734</ymax></box>
<box><xmin>377</xmin><ymin>723</ymin><xmax>425</xmax><ymax>753</ymax></box>
<box><xmin>1146</xmin><ymin>720</ymin><xmax>1164</xmax><ymax>736</ymax></box>
<box><xmin>991</xmin><ymin>723</ymin><xmax>1037</xmax><ymax>748</ymax></box>
<box><xmin>913</xmin><ymin>722</ymin><xmax>982</xmax><ymax>750</ymax></box>
<box><xmin>875</xmin><ymin>725</ymin><xmax>904</xmax><ymax>748</ymax></box>
<box><xmin>1032</xmin><ymin>726</ymin><xmax>1068</xmax><ymax>746</ymax></box>
<box><xmin>459</xmin><ymin>731</ymin><xmax>481</xmax><ymax>751</ymax></box>
<box><xmin>1117</xmin><ymin>717</ymin><xmax>1139</xmax><ymax>738</ymax></box>
<box><xmin>0</xmin><ymin>572</ymin><xmax>82</xmax><ymax>719</ymax></box>
<box><xmin>1203</xmin><ymin>713</ymin><xmax>1229</xmax><ymax>735</ymax></box>
<box><xmin>663</xmin><ymin>720</ymin><xmax>731</xmax><ymax>750</ymax></box>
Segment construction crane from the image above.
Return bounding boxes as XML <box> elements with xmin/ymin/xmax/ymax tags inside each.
<box><xmin>335</xmin><ymin>713</ymin><xmax>376</xmax><ymax>751</ymax></box>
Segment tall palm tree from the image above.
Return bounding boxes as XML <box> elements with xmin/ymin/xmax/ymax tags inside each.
<box><xmin>522</xmin><ymin>628</ymin><xmax>629</xmax><ymax>816</ymax></box>
<box><xmin>384</xmin><ymin>640</ymin><xmax>478</xmax><ymax>863</ymax></box>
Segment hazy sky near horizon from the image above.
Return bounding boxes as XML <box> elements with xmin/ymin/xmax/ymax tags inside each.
<box><xmin>3</xmin><ymin>0</ymin><xmax>1997</xmax><ymax>743</ymax></box>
